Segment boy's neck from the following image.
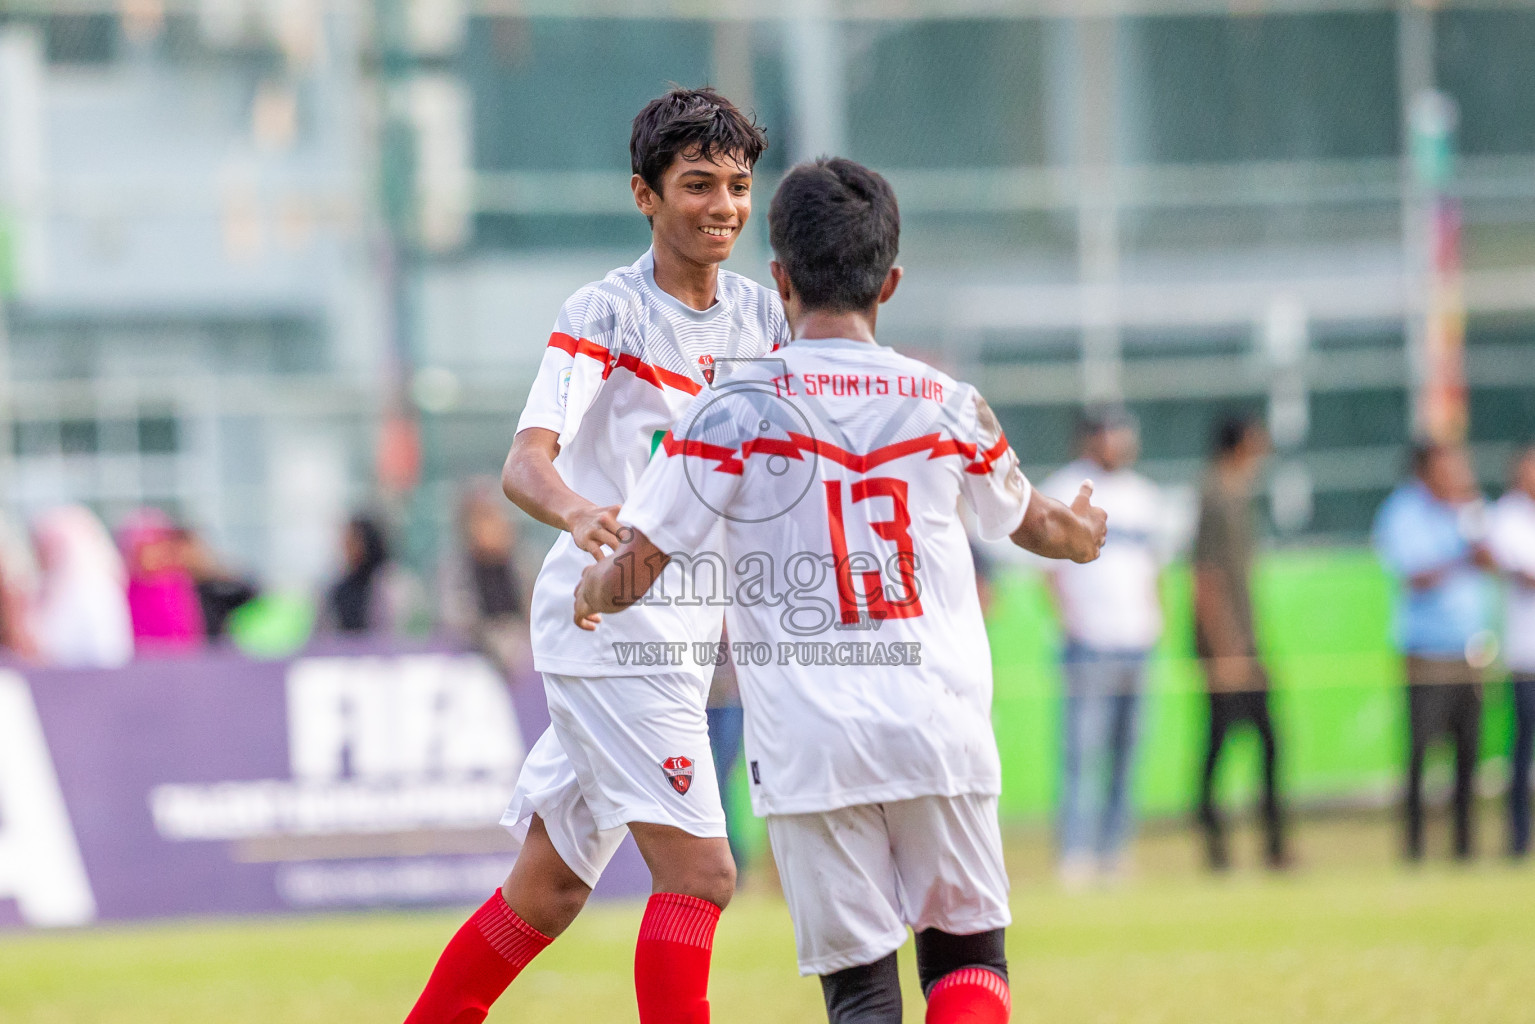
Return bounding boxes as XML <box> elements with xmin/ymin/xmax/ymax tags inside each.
<box><xmin>794</xmin><ymin>308</ymin><xmax>879</xmax><ymax>344</ymax></box>
<box><xmin>651</xmin><ymin>238</ymin><xmax>721</xmax><ymax>312</ymax></box>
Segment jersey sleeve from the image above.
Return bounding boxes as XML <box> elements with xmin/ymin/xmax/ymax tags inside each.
<box><xmin>515</xmin><ymin>286</ymin><xmax>609</xmax><ymax>440</ymax></box>
<box><xmin>620</xmin><ymin>394</ymin><xmax>748</xmax><ymax>556</ymax></box>
<box><xmin>767</xmin><ymin>293</ymin><xmax>792</xmax><ymax>351</ymax></box>
<box><xmin>959</xmin><ymin>390</ymin><xmax>1033</xmax><ymax>542</ymax></box>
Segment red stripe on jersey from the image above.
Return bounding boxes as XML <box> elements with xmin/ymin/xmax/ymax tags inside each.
<box><xmin>822</xmin><ymin>479</ymin><xmax>860</xmax><ymax>623</ymax></box>
<box><xmin>665</xmin><ymin>429</ymin><xmax>1010</xmax><ymax>477</ymax></box>
<box><xmin>965</xmin><ymin>434</ymin><xmax>1013</xmax><ymax>475</ymax></box>
<box><xmin>659</xmin><ymin>430</ymin><xmax>745</xmax><ymax>474</ymax></box>
<box><xmin>547</xmin><ymin>332</ymin><xmax>702</xmax><ymax>395</ymax></box>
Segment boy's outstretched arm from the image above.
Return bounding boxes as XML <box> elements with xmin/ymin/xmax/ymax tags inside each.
<box><xmin>572</xmin><ymin>527</ymin><xmax>672</xmax><ymax>630</ymax></box>
<box><xmin>502</xmin><ymin>427</ymin><xmax>623</xmax><ymax>558</ymax></box>
<box><xmin>1011</xmin><ymin>482</ymin><xmax>1108</xmax><ymax>563</ymax></box>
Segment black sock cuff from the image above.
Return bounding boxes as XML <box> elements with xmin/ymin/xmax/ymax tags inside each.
<box><xmin>914</xmin><ymin>927</ymin><xmax>1008</xmax><ymax>996</ymax></box>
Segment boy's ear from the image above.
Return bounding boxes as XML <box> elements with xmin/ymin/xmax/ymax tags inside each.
<box><xmin>632</xmin><ymin>173</ymin><xmax>659</xmax><ymax>219</ymax></box>
<box><xmin>878</xmin><ymin>266</ymin><xmax>903</xmax><ymax>305</ymax></box>
<box><xmin>770</xmin><ymin>261</ymin><xmax>794</xmax><ymax>304</ymax></box>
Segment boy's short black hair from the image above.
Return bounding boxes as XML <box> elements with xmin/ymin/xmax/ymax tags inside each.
<box><xmin>630</xmin><ymin>87</ymin><xmax>767</xmax><ymax>193</ymax></box>
<box><xmin>769</xmin><ymin>158</ymin><xmax>900</xmax><ymax>313</ymax></box>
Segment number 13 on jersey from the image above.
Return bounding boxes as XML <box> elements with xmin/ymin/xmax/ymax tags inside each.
<box><xmin>824</xmin><ymin>478</ymin><xmax>924</xmax><ymax>625</ymax></box>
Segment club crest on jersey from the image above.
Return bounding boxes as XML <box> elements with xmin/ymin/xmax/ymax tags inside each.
<box><xmin>698</xmin><ymin>353</ymin><xmax>715</xmax><ymax>386</ymax></box>
<box><xmin>661</xmin><ymin>756</ymin><xmax>695</xmax><ymax>795</ymax></box>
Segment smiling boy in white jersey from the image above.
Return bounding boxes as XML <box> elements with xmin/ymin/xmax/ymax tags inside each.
<box><xmin>575</xmin><ymin>159</ymin><xmax>1108</xmax><ymax>1024</ymax></box>
<box><xmin>402</xmin><ymin>89</ymin><xmax>788</xmax><ymax>1024</ymax></box>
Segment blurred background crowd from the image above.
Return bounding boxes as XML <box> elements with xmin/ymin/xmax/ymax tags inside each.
<box><xmin>0</xmin><ymin>480</ymin><xmax>527</xmax><ymax>666</ymax></box>
<box><xmin>1</xmin><ymin>0</ymin><xmax>1534</xmax><ymax>882</ymax></box>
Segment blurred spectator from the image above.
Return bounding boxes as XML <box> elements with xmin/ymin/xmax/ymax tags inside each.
<box><xmin>1489</xmin><ymin>443</ymin><xmax>1535</xmax><ymax>858</ymax></box>
<box><xmin>439</xmin><ymin>479</ymin><xmax>528</xmax><ymax>672</ymax></box>
<box><xmin>0</xmin><ymin>513</ymin><xmax>40</xmax><ymax>658</ymax></box>
<box><xmin>32</xmin><ymin>506</ymin><xmax>133</xmax><ymax>667</ymax></box>
<box><xmin>1041</xmin><ymin>407</ymin><xmax>1166</xmax><ymax>884</ymax></box>
<box><xmin>1194</xmin><ymin>415</ymin><xmax>1288</xmax><ymax>871</ymax></box>
<box><xmin>121</xmin><ymin>509</ymin><xmax>205</xmax><ymax>655</ymax></box>
<box><xmin>325</xmin><ymin>514</ymin><xmax>417</xmax><ymax>635</ymax></box>
<box><xmin>174</xmin><ymin>527</ymin><xmax>260</xmax><ymax>643</ymax></box>
<box><xmin>1373</xmin><ymin>442</ymin><xmax>1495</xmax><ymax>862</ymax></box>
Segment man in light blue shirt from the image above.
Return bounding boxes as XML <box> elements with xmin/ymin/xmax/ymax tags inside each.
<box><xmin>1373</xmin><ymin>442</ymin><xmax>1495</xmax><ymax>861</ymax></box>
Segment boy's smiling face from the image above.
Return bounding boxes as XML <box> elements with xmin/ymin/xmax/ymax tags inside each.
<box><xmin>633</xmin><ymin>149</ymin><xmax>753</xmax><ymax>268</ymax></box>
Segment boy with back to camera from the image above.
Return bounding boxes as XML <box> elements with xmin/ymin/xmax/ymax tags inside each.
<box><xmin>575</xmin><ymin>158</ymin><xmax>1107</xmax><ymax>1024</ymax></box>
<box><xmin>403</xmin><ymin>87</ymin><xmax>788</xmax><ymax>1024</ymax></box>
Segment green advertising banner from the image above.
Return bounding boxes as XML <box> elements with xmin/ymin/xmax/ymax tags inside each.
<box><xmin>990</xmin><ymin>548</ymin><xmax>1514</xmax><ymax>820</ymax></box>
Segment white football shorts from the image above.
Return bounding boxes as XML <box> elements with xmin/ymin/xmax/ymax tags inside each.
<box><xmin>766</xmin><ymin>793</ymin><xmax>1012</xmax><ymax>976</ymax></box>
<box><xmin>500</xmin><ymin>671</ymin><xmax>727</xmax><ymax>888</ymax></box>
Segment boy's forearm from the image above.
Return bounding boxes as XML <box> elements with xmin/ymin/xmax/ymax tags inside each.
<box><xmin>588</xmin><ymin>558</ymin><xmax>651</xmax><ymax>614</ymax></box>
<box><xmin>582</xmin><ymin>531</ymin><xmax>671</xmax><ymax>614</ymax></box>
<box><xmin>1011</xmin><ymin>494</ymin><xmax>1093</xmax><ymax>562</ymax></box>
<box><xmin>502</xmin><ymin>429</ymin><xmax>592</xmax><ymax>531</ymax></box>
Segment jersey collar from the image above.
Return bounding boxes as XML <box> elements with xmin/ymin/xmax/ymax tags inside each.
<box><xmin>639</xmin><ymin>248</ymin><xmax>730</xmax><ymax>323</ymax></box>
<box><xmin>787</xmin><ymin>336</ymin><xmax>886</xmax><ymax>352</ymax></box>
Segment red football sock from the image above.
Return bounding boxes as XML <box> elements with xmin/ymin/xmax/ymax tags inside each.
<box><xmin>633</xmin><ymin>892</ymin><xmax>722</xmax><ymax>1024</ymax></box>
<box><xmin>926</xmin><ymin>967</ymin><xmax>1011</xmax><ymax>1024</ymax></box>
<box><xmin>403</xmin><ymin>891</ymin><xmax>552</xmax><ymax>1024</ymax></box>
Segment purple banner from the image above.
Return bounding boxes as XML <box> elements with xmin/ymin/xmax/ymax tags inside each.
<box><xmin>0</xmin><ymin>643</ymin><xmax>648</xmax><ymax>928</ymax></box>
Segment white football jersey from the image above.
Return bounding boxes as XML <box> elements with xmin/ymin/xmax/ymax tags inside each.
<box><xmin>517</xmin><ymin>248</ymin><xmax>788</xmax><ymax>681</ymax></box>
<box><xmin>1040</xmin><ymin>460</ymin><xmax>1165</xmax><ymax>651</ymax></box>
<box><xmin>620</xmin><ymin>337</ymin><xmax>1033</xmax><ymax>815</ymax></box>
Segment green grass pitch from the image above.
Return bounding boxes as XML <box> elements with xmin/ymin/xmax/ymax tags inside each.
<box><xmin>4</xmin><ymin>814</ymin><xmax>1534</xmax><ymax>1023</ymax></box>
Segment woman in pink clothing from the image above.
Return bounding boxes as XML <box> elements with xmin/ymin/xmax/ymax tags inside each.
<box><xmin>119</xmin><ymin>510</ymin><xmax>204</xmax><ymax>654</ymax></box>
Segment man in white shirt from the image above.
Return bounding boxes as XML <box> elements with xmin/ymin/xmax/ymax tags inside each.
<box><xmin>1490</xmin><ymin>443</ymin><xmax>1535</xmax><ymax>858</ymax></box>
<box><xmin>576</xmin><ymin>158</ymin><xmax>1107</xmax><ymax>1024</ymax></box>
<box><xmin>1040</xmin><ymin>409</ymin><xmax>1164</xmax><ymax>883</ymax></box>
<box><xmin>403</xmin><ymin>88</ymin><xmax>788</xmax><ymax>1024</ymax></box>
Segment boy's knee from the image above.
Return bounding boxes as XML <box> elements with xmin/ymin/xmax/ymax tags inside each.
<box><xmin>684</xmin><ymin>848</ymin><xmax>736</xmax><ymax>909</ymax></box>
<box><xmin>632</xmin><ymin>825</ymin><xmax>737</xmax><ymax>908</ymax></box>
<box><xmin>662</xmin><ymin>845</ymin><xmax>736</xmax><ymax>908</ymax></box>
<box><xmin>539</xmin><ymin>872</ymin><xmax>592</xmax><ymax>919</ymax></box>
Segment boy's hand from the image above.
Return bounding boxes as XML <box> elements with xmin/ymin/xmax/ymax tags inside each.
<box><xmin>568</xmin><ymin>503</ymin><xmax>623</xmax><ymax>558</ymax></box>
<box><xmin>573</xmin><ymin>561</ymin><xmax>605</xmax><ymax>631</ymax></box>
<box><xmin>1069</xmin><ymin>482</ymin><xmax>1109</xmax><ymax>563</ymax></box>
